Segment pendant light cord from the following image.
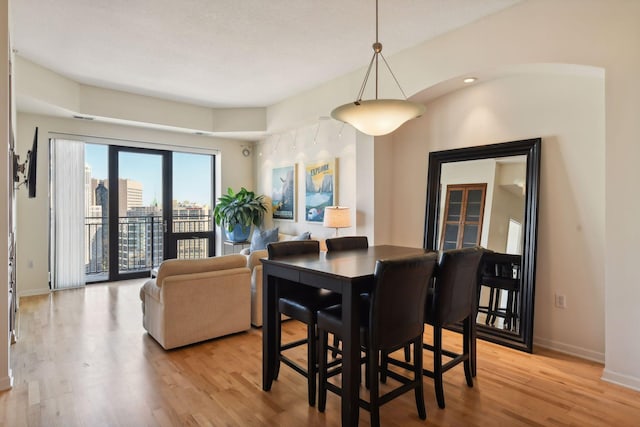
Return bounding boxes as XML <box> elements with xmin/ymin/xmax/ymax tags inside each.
<box><xmin>355</xmin><ymin>0</ymin><xmax>409</xmax><ymax>103</ymax></box>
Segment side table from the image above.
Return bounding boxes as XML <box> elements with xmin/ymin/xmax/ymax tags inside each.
<box><xmin>223</xmin><ymin>240</ymin><xmax>250</xmax><ymax>255</ymax></box>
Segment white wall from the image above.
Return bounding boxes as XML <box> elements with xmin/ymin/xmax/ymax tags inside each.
<box><xmin>254</xmin><ymin>120</ymin><xmax>358</xmax><ymax>239</ymax></box>
<box><xmin>15</xmin><ymin>113</ymin><xmax>255</xmax><ymax>297</ymax></box>
<box><xmin>16</xmin><ymin>57</ymin><xmax>267</xmax><ymax>134</ymax></box>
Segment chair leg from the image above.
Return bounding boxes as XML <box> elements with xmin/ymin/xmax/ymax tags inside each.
<box><xmin>318</xmin><ymin>329</ymin><xmax>328</xmax><ymax>412</ymax></box>
<box><xmin>404</xmin><ymin>343</ymin><xmax>411</xmax><ymax>362</ymax></box>
<box><xmin>434</xmin><ymin>326</ymin><xmax>446</xmax><ymax>409</ymax></box>
<box><xmin>486</xmin><ymin>287</ymin><xmax>495</xmax><ymax>325</ymax></box>
<box><xmin>331</xmin><ymin>335</ymin><xmax>340</xmax><ymax>358</ymax></box>
<box><xmin>471</xmin><ymin>314</ymin><xmax>477</xmax><ymax>378</ymax></box>
<box><xmin>364</xmin><ymin>348</ymin><xmax>370</xmax><ymax>389</ymax></box>
<box><xmin>380</xmin><ymin>350</ymin><xmax>387</xmax><ymax>384</ymax></box>
<box><xmin>369</xmin><ymin>348</ymin><xmax>380</xmax><ymax>427</ymax></box>
<box><xmin>274</xmin><ymin>312</ymin><xmax>281</xmax><ymax>380</ymax></box>
<box><xmin>413</xmin><ymin>336</ymin><xmax>427</xmax><ymax>420</ymax></box>
<box><xmin>307</xmin><ymin>322</ymin><xmax>317</xmax><ymax>406</ymax></box>
<box><xmin>463</xmin><ymin>317</ymin><xmax>473</xmax><ymax>387</ymax></box>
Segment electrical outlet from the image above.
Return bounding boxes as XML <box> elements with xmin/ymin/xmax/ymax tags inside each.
<box><xmin>555</xmin><ymin>294</ymin><xmax>567</xmax><ymax>309</ymax></box>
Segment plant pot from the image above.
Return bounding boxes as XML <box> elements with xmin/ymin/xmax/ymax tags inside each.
<box><xmin>225</xmin><ymin>224</ymin><xmax>251</xmax><ymax>242</ymax></box>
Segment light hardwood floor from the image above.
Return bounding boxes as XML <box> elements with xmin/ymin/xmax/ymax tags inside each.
<box><xmin>2</xmin><ymin>279</ymin><xmax>639</xmax><ymax>426</ymax></box>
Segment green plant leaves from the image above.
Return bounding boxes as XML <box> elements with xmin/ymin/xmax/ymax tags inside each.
<box><xmin>213</xmin><ymin>187</ymin><xmax>267</xmax><ymax>231</ymax></box>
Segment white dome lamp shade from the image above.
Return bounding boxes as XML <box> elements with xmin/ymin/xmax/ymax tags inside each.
<box><xmin>330</xmin><ymin>0</ymin><xmax>425</xmax><ymax>136</ymax></box>
<box><xmin>331</xmin><ymin>99</ymin><xmax>425</xmax><ymax>136</ymax></box>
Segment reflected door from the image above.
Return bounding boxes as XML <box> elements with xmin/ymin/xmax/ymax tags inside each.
<box><xmin>440</xmin><ymin>183</ymin><xmax>486</xmax><ymax>250</ymax></box>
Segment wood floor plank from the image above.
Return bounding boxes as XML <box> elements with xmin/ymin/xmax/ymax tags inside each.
<box><xmin>1</xmin><ymin>279</ymin><xmax>639</xmax><ymax>426</ymax></box>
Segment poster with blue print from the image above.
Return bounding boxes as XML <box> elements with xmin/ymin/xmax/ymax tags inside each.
<box><xmin>305</xmin><ymin>159</ymin><xmax>336</xmax><ymax>223</ymax></box>
<box><xmin>272</xmin><ymin>165</ymin><xmax>296</xmax><ymax>221</ymax></box>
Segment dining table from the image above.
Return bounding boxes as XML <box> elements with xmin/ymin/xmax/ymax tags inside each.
<box><xmin>261</xmin><ymin>244</ymin><xmax>431</xmax><ymax>426</ymax></box>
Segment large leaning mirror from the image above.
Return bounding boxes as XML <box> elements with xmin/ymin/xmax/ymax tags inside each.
<box><xmin>424</xmin><ymin>138</ymin><xmax>541</xmax><ymax>352</ymax></box>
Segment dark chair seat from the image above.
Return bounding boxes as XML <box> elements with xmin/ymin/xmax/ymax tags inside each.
<box><xmin>312</xmin><ymin>300</ymin><xmax>371</xmax><ymax>339</ymax></box>
<box><xmin>279</xmin><ymin>289</ymin><xmax>341</xmax><ymax>325</ymax></box>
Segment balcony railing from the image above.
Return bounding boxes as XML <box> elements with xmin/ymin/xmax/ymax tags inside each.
<box><xmin>85</xmin><ymin>214</ymin><xmax>212</xmax><ymax>280</ymax></box>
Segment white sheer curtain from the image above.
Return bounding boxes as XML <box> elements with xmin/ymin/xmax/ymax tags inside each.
<box><xmin>51</xmin><ymin>139</ymin><xmax>86</xmax><ymax>289</ymax></box>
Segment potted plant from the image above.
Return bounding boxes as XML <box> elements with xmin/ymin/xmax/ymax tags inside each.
<box><xmin>214</xmin><ymin>187</ymin><xmax>267</xmax><ymax>242</ymax></box>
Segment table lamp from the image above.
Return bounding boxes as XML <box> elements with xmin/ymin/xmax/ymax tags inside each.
<box><xmin>323</xmin><ymin>206</ymin><xmax>351</xmax><ymax>236</ymax></box>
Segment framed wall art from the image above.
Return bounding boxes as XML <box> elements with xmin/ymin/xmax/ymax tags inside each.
<box><xmin>271</xmin><ymin>165</ymin><xmax>296</xmax><ymax>221</ymax></box>
<box><xmin>304</xmin><ymin>158</ymin><xmax>336</xmax><ymax>223</ymax></box>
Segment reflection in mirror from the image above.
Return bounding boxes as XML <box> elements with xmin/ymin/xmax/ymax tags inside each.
<box><xmin>438</xmin><ymin>156</ymin><xmax>526</xmax><ymax>335</ymax></box>
<box><xmin>424</xmin><ymin>138</ymin><xmax>541</xmax><ymax>352</ymax></box>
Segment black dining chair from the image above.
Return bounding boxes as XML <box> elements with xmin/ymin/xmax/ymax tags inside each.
<box><xmin>425</xmin><ymin>246</ymin><xmax>485</xmax><ymax>408</ymax></box>
<box><xmin>325</xmin><ymin>236</ymin><xmax>369</xmax><ymax>357</ymax></box>
<box><xmin>325</xmin><ymin>236</ymin><xmax>369</xmax><ymax>252</ymax></box>
<box><xmin>267</xmin><ymin>240</ymin><xmax>341</xmax><ymax>406</ymax></box>
<box><xmin>477</xmin><ymin>251</ymin><xmax>521</xmax><ymax>331</ymax></box>
<box><xmin>316</xmin><ymin>252</ymin><xmax>439</xmax><ymax>427</ymax></box>
<box><xmin>386</xmin><ymin>246</ymin><xmax>484</xmax><ymax>409</ymax></box>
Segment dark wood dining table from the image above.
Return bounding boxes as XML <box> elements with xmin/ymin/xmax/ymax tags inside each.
<box><xmin>261</xmin><ymin>244</ymin><xmax>431</xmax><ymax>426</ymax></box>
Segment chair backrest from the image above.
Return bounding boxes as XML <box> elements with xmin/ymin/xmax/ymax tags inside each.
<box><xmin>325</xmin><ymin>236</ymin><xmax>369</xmax><ymax>252</ymax></box>
<box><xmin>369</xmin><ymin>252</ymin><xmax>439</xmax><ymax>351</ymax></box>
<box><xmin>481</xmin><ymin>251</ymin><xmax>521</xmax><ymax>279</ymax></box>
<box><xmin>428</xmin><ymin>246</ymin><xmax>485</xmax><ymax>326</ymax></box>
<box><xmin>266</xmin><ymin>239</ymin><xmax>320</xmax><ymax>259</ymax></box>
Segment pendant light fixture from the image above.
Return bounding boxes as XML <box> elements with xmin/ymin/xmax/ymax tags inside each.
<box><xmin>331</xmin><ymin>0</ymin><xmax>425</xmax><ymax>136</ymax></box>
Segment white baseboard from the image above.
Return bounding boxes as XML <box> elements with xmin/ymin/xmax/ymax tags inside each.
<box><xmin>534</xmin><ymin>336</ymin><xmax>605</xmax><ymax>363</ymax></box>
<box><xmin>522</xmin><ymin>337</ymin><xmax>640</xmax><ymax>392</ymax></box>
<box><xmin>602</xmin><ymin>369</ymin><xmax>640</xmax><ymax>392</ymax></box>
<box><xmin>0</xmin><ymin>370</ymin><xmax>14</xmax><ymax>391</ymax></box>
<box><xmin>18</xmin><ymin>288</ymin><xmax>51</xmax><ymax>298</ymax></box>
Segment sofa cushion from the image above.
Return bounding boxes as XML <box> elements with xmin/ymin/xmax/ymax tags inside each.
<box><xmin>249</xmin><ymin>227</ymin><xmax>279</xmax><ymax>252</ymax></box>
<box><xmin>247</xmin><ymin>249</ymin><xmax>267</xmax><ymax>270</ymax></box>
<box><xmin>292</xmin><ymin>231</ymin><xmax>312</xmax><ymax>241</ymax></box>
<box><xmin>155</xmin><ymin>254</ymin><xmax>247</xmax><ymax>286</ymax></box>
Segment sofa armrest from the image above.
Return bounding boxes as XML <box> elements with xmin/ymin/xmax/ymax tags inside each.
<box><xmin>140</xmin><ymin>278</ymin><xmax>162</xmax><ymax>302</ymax></box>
<box><xmin>251</xmin><ymin>264</ymin><xmax>264</xmax><ymax>327</ymax></box>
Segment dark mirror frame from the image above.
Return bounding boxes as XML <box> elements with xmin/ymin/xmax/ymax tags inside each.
<box><xmin>424</xmin><ymin>138</ymin><xmax>541</xmax><ymax>352</ymax></box>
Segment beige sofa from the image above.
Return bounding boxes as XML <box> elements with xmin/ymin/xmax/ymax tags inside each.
<box><xmin>140</xmin><ymin>254</ymin><xmax>251</xmax><ymax>349</ymax></box>
<box><xmin>245</xmin><ymin>233</ymin><xmax>326</xmax><ymax>327</ymax></box>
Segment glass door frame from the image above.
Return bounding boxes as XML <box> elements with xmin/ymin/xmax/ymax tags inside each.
<box><xmin>164</xmin><ymin>153</ymin><xmax>216</xmax><ymax>260</ymax></box>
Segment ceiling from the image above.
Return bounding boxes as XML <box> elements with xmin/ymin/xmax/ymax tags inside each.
<box><xmin>11</xmin><ymin>0</ymin><xmax>521</xmax><ymax>110</ymax></box>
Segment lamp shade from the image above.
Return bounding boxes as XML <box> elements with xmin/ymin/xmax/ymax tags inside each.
<box><xmin>331</xmin><ymin>99</ymin><xmax>425</xmax><ymax>136</ymax></box>
<box><xmin>323</xmin><ymin>206</ymin><xmax>351</xmax><ymax>229</ymax></box>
